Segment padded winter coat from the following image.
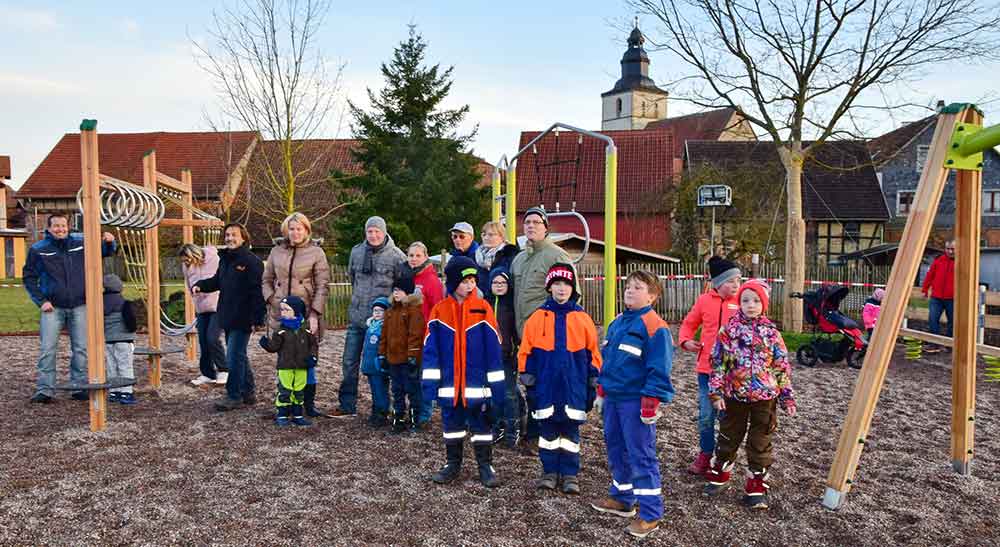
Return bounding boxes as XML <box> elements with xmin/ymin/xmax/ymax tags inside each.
<box><xmin>263</xmin><ymin>238</ymin><xmax>331</xmax><ymax>338</ymax></box>
<box><xmin>379</xmin><ymin>293</ymin><xmax>424</xmax><ymax>365</ymax></box>
<box><xmin>260</xmin><ymin>326</ymin><xmax>318</xmax><ymax>370</ymax></box>
<box><xmin>678</xmin><ymin>289</ymin><xmax>739</xmax><ymax>374</ymax></box>
<box><xmin>195</xmin><ymin>244</ymin><xmax>266</xmax><ymax>332</ymax></box>
<box><xmin>23</xmin><ymin>232</ymin><xmax>117</xmax><ymax>309</ymax></box>
<box><xmin>599</xmin><ymin>305</ymin><xmax>675</xmax><ymax>404</ymax></box>
<box><xmin>922</xmin><ymin>254</ymin><xmax>955</xmax><ymax>300</ymax></box>
<box><xmin>489</xmin><ymin>267</ymin><xmax>518</xmax><ymax>359</ymax></box>
<box><xmin>360</xmin><ymin>317</ymin><xmax>384</xmax><ymax>375</ymax></box>
<box><xmin>510</xmin><ymin>237</ymin><xmax>572</xmax><ymax>336</ymax></box>
<box><xmin>346</xmin><ymin>236</ymin><xmax>406</xmax><ymax>328</ymax></box>
<box><xmin>412</xmin><ymin>263</ymin><xmax>444</xmax><ymax>324</ymax></box>
<box><xmin>182</xmin><ymin>246</ymin><xmax>220</xmax><ymax>314</ymax></box>
<box><xmin>862</xmin><ymin>297</ymin><xmax>882</xmax><ymax>330</ymax></box>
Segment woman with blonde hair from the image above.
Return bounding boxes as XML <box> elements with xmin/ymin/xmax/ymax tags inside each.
<box><xmin>476</xmin><ymin>220</ymin><xmax>519</xmax><ymax>300</ymax></box>
<box><xmin>179</xmin><ymin>243</ymin><xmax>227</xmax><ymax>386</ymax></box>
<box><xmin>263</xmin><ymin>212</ymin><xmax>332</xmax><ymax>417</ymax></box>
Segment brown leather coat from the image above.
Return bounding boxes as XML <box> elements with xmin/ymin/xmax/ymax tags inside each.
<box><xmin>263</xmin><ymin>238</ymin><xmax>331</xmax><ymax>338</ymax></box>
<box><xmin>378</xmin><ymin>293</ymin><xmax>424</xmax><ymax>365</ymax></box>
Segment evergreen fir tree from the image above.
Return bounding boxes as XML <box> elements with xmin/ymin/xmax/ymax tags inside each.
<box><xmin>332</xmin><ymin>26</ymin><xmax>487</xmax><ymax>262</ymax></box>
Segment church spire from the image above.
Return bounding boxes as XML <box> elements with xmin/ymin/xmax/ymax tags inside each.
<box><xmin>602</xmin><ymin>19</ymin><xmax>666</xmax><ymax>97</ymax></box>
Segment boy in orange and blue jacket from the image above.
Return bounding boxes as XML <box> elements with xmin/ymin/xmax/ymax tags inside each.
<box><xmin>422</xmin><ymin>256</ymin><xmax>505</xmax><ymax>488</ymax></box>
<box><xmin>518</xmin><ymin>263</ymin><xmax>602</xmax><ymax>495</ymax></box>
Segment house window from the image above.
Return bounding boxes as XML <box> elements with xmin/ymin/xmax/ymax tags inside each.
<box><xmin>985</xmin><ymin>190</ymin><xmax>1000</xmax><ymax>215</ymax></box>
<box><xmin>897</xmin><ymin>190</ymin><xmax>915</xmax><ymax>216</ymax></box>
<box><xmin>843</xmin><ymin>222</ymin><xmax>861</xmax><ymax>238</ymax></box>
<box><xmin>916</xmin><ymin>144</ymin><xmax>930</xmax><ymax>173</ymax></box>
<box><xmin>616</xmin><ymin>98</ymin><xmax>623</xmax><ymax>117</ymax></box>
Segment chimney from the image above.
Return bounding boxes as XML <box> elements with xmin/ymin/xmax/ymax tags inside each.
<box><xmin>0</xmin><ymin>184</ymin><xmax>7</xmax><ymax>230</ymax></box>
<box><xmin>936</xmin><ymin>100</ymin><xmax>946</xmax><ymax>112</ymax></box>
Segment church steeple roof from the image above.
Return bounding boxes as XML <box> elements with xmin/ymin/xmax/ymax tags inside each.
<box><xmin>602</xmin><ymin>19</ymin><xmax>668</xmax><ymax>97</ymax></box>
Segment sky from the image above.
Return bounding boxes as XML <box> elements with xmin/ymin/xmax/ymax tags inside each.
<box><xmin>2</xmin><ymin>1</ymin><xmax>998</xmax><ymax>190</ymax></box>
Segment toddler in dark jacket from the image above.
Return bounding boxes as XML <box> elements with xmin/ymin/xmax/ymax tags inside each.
<box><xmin>259</xmin><ymin>296</ymin><xmax>318</xmax><ymax>427</ymax></box>
<box><xmin>103</xmin><ymin>274</ymin><xmax>138</xmax><ymax>404</ymax></box>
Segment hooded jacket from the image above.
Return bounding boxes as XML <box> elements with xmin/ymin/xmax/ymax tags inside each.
<box><xmin>379</xmin><ymin>293</ymin><xmax>425</xmax><ymax>365</ymax></box>
<box><xmin>710</xmin><ymin>311</ymin><xmax>794</xmax><ymax>408</ymax></box>
<box><xmin>23</xmin><ymin>232</ymin><xmax>118</xmax><ymax>309</ymax></box>
<box><xmin>260</xmin><ymin>325</ymin><xmax>318</xmax><ymax>370</ymax></box>
<box><xmin>346</xmin><ymin>235</ymin><xmax>406</xmax><ymax>328</ymax></box>
<box><xmin>598</xmin><ymin>305</ymin><xmax>674</xmax><ymax>403</ymax></box>
<box><xmin>511</xmin><ymin>236</ymin><xmax>572</xmax><ymax>336</ymax></box>
<box><xmin>195</xmin><ymin>244</ymin><xmax>266</xmax><ymax>331</ymax></box>
<box><xmin>678</xmin><ymin>289</ymin><xmax>740</xmax><ymax>374</ymax></box>
<box><xmin>103</xmin><ymin>276</ymin><xmax>136</xmax><ymax>344</ymax></box>
<box><xmin>182</xmin><ymin>246</ymin><xmax>220</xmax><ymax>314</ymax></box>
<box><xmin>489</xmin><ymin>266</ymin><xmax>518</xmax><ymax>359</ymax></box>
<box><xmin>263</xmin><ymin>238</ymin><xmax>331</xmax><ymax>337</ymax></box>
<box><xmin>478</xmin><ymin>243</ymin><xmax>519</xmax><ymax>300</ymax></box>
<box><xmin>361</xmin><ymin>315</ymin><xmax>385</xmax><ymax>375</ymax></box>
<box><xmin>922</xmin><ymin>254</ymin><xmax>955</xmax><ymax>300</ymax></box>
<box><xmin>519</xmin><ymin>297</ymin><xmax>602</xmax><ymax>422</ymax></box>
<box><xmin>421</xmin><ymin>292</ymin><xmax>505</xmax><ymax>410</ymax></box>
<box><xmin>412</xmin><ymin>263</ymin><xmax>444</xmax><ymax>323</ymax></box>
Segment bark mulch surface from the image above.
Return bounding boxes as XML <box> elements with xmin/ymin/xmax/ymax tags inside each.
<box><xmin>1</xmin><ymin>331</ymin><xmax>997</xmax><ymax>546</ymax></box>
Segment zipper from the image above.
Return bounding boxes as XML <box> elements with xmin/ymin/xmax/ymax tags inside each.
<box><xmin>286</xmin><ymin>244</ymin><xmax>298</xmax><ymax>296</ymax></box>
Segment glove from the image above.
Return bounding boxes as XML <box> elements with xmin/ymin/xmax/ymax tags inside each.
<box><xmin>519</xmin><ymin>373</ymin><xmax>536</xmax><ymax>387</ymax></box>
<box><xmin>258</xmin><ymin>336</ymin><xmax>270</xmax><ymax>350</ymax></box>
<box><xmin>305</xmin><ymin>355</ymin><xmax>318</xmax><ymax>368</ymax></box>
<box><xmin>407</xmin><ymin>357</ymin><xmax>417</xmax><ymax>367</ymax></box>
<box><xmin>593</xmin><ymin>384</ymin><xmax>606</xmax><ymax>418</ymax></box>
<box><xmin>640</xmin><ymin>396</ymin><xmax>661</xmax><ymax>425</ymax></box>
<box><xmin>377</xmin><ymin>356</ymin><xmax>388</xmax><ymax>373</ymax></box>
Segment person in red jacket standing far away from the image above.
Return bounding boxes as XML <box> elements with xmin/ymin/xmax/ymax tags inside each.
<box><xmin>921</xmin><ymin>241</ymin><xmax>955</xmax><ymax>353</ymax></box>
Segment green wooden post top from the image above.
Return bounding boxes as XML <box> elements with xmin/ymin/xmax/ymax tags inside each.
<box><xmin>143</xmin><ymin>149</ymin><xmax>155</xmax><ymax>157</ymax></box>
<box><xmin>79</xmin><ymin>119</ymin><xmax>98</xmax><ymax>131</ymax></box>
<box><xmin>940</xmin><ymin>103</ymin><xmax>985</xmax><ymax>116</ymax></box>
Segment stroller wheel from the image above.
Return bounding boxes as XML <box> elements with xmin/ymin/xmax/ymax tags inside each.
<box><xmin>797</xmin><ymin>345</ymin><xmax>819</xmax><ymax>367</ymax></box>
<box><xmin>847</xmin><ymin>347</ymin><xmax>866</xmax><ymax>370</ymax></box>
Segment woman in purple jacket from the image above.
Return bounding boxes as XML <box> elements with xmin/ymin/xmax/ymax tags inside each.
<box><xmin>180</xmin><ymin>243</ymin><xmax>228</xmax><ymax>386</ymax></box>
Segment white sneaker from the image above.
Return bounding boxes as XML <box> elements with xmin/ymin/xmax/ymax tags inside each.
<box><xmin>191</xmin><ymin>375</ymin><xmax>214</xmax><ymax>386</ymax></box>
<box><xmin>214</xmin><ymin>372</ymin><xmax>229</xmax><ymax>385</ymax></box>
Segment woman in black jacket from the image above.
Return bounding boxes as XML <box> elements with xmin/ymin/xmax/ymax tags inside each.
<box><xmin>194</xmin><ymin>223</ymin><xmax>267</xmax><ymax>411</ymax></box>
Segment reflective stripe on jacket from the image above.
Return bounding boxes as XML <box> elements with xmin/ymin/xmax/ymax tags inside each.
<box><xmin>599</xmin><ymin>306</ymin><xmax>675</xmax><ymax>403</ymax></box>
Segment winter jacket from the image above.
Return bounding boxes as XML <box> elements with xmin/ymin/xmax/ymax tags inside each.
<box><xmin>379</xmin><ymin>293</ymin><xmax>424</xmax><ymax>365</ymax></box>
<box><xmin>489</xmin><ymin>266</ymin><xmax>518</xmax><ymax>359</ymax></box>
<box><xmin>360</xmin><ymin>317</ymin><xmax>384</xmax><ymax>375</ymax></box>
<box><xmin>598</xmin><ymin>306</ymin><xmax>674</xmax><ymax>404</ymax></box>
<box><xmin>346</xmin><ymin>236</ymin><xmax>406</xmax><ymax>328</ymax></box>
<box><xmin>511</xmin><ymin>236</ymin><xmax>572</xmax><ymax>336</ymax></box>
<box><xmin>450</xmin><ymin>240</ymin><xmax>481</xmax><ymax>262</ymax></box>
<box><xmin>103</xmin><ymin>291</ymin><xmax>137</xmax><ymax>344</ymax></box>
<box><xmin>260</xmin><ymin>326</ymin><xmax>318</xmax><ymax>370</ymax></box>
<box><xmin>421</xmin><ymin>293</ymin><xmax>504</xmax><ymax>410</ymax></box>
<box><xmin>922</xmin><ymin>254</ymin><xmax>955</xmax><ymax>300</ymax></box>
<box><xmin>23</xmin><ymin>232</ymin><xmax>118</xmax><ymax>308</ymax></box>
<box><xmin>678</xmin><ymin>289</ymin><xmax>740</xmax><ymax>374</ymax></box>
<box><xmin>477</xmin><ymin>243</ymin><xmax>519</xmax><ymax>300</ymax></box>
<box><xmin>518</xmin><ymin>297</ymin><xmax>602</xmax><ymax>422</ymax></box>
<box><xmin>195</xmin><ymin>244</ymin><xmax>266</xmax><ymax>332</ymax></box>
<box><xmin>182</xmin><ymin>246</ymin><xmax>220</xmax><ymax>314</ymax></box>
<box><xmin>263</xmin><ymin>238</ymin><xmax>331</xmax><ymax>337</ymax></box>
<box><xmin>862</xmin><ymin>297</ymin><xmax>882</xmax><ymax>330</ymax></box>
<box><xmin>412</xmin><ymin>263</ymin><xmax>444</xmax><ymax>323</ymax></box>
<box><xmin>710</xmin><ymin>311</ymin><xmax>794</xmax><ymax>408</ymax></box>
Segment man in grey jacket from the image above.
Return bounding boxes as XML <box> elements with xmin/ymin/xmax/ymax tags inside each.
<box><xmin>511</xmin><ymin>207</ymin><xmax>572</xmax><ymax>336</ymax></box>
<box><xmin>332</xmin><ymin>216</ymin><xmax>406</xmax><ymax>417</ymax></box>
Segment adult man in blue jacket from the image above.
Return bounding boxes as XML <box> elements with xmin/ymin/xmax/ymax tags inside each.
<box><xmin>23</xmin><ymin>213</ymin><xmax>117</xmax><ymax>403</ymax></box>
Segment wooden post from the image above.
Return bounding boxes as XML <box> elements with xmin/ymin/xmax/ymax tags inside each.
<box><xmin>80</xmin><ymin>120</ymin><xmax>108</xmax><ymax>432</ymax></box>
<box><xmin>181</xmin><ymin>169</ymin><xmax>197</xmax><ymax>362</ymax></box>
<box><xmin>143</xmin><ymin>151</ymin><xmax>162</xmax><ymax>389</ymax></box>
<box><xmin>822</xmin><ymin>109</ymin><xmax>960</xmax><ymax>510</ymax></box>
<box><xmin>951</xmin><ymin>108</ymin><xmax>983</xmax><ymax>474</ymax></box>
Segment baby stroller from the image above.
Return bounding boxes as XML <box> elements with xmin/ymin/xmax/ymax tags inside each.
<box><xmin>791</xmin><ymin>285</ymin><xmax>867</xmax><ymax>369</ymax></box>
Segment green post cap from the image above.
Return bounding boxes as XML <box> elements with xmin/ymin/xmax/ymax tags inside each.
<box><xmin>79</xmin><ymin>119</ymin><xmax>98</xmax><ymax>131</ymax></box>
<box><xmin>940</xmin><ymin>103</ymin><xmax>985</xmax><ymax>116</ymax></box>
<box><xmin>143</xmin><ymin>149</ymin><xmax>155</xmax><ymax>157</ymax></box>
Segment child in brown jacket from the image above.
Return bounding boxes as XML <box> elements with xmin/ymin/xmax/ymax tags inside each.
<box><xmin>379</xmin><ymin>273</ymin><xmax>425</xmax><ymax>433</ymax></box>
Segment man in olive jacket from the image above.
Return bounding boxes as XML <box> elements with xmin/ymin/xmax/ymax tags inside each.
<box><xmin>332</xmin><ymin>216</ymin><xmax>406</xmax><ymax>417</ymax></box>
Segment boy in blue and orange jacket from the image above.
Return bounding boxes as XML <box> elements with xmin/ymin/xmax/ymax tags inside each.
<box><xmin>518</xmin><ymin>263</ymin><xmax>602</xmax><ymax>496</ymax></box>
<box><xmin>422</xmin><ymin>256</ymin><xmax>505</xmax><ymax>488</ymax></box>
<box><xmin>590</xmin><ymin>270</ymin><xmax>674</xmax><ymax>540</ymax></box>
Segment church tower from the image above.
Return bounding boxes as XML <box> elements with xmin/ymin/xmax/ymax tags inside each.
<box><xmin>601</xmin><ymin>21</ymin><xmax>669</xmax><ymax>131</ymax></box>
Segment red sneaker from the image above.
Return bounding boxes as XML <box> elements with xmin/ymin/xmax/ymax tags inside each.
<box><xmin>743</xmin><ymin>470</ymin><xmax>770</xmax><ymax>509</ymax></box>
<box><xmin>688</xmin><ymin>451</ymin><xmax>712</xmax><ymax>475</ymax></box>
<box><xmin>703</xmin><ymin>458</ymin><xmax>732</xmax><ymax>496</ymax></box>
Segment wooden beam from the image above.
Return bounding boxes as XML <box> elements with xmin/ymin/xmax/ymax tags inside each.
<box><xmin>155</xmin><ymin>171</ymin><xmax>191</xmax><ymax>194</ymax></box>
<box><xmin>898</xmin><ymin>327</ymin><xmax>1000</xmax><ymax>358</ymax></box>
<box><xmin>80</xmin><ymin>121</ymin><xmax>108</xmax><ymax>432</ymax></box>
<box><xmin>906</xmin><ymin>306</ymin><xmax>1000</xmax><ymax>329</ymax></box>
<box><xmin>181</xmin><ymin>169</ymin><xmax>197</xmax><ymax>362</ymax></box>
<box><xmin>158</xmin><ymin>218</ymin><xmax>226</xmax><ymax>228</ymax></box>
<box><xmin>143</xmin><ymin>152</ymin><xmax>162</xmax><ymax>389</ymax></box>
<box><xmin>823</xmin><ymin>109</ymin><xmax>959</xmax><ymax>510</ymax></box>
<box><xmin>951</xmin><ymin>106</ymin><xmax>983</xmax><ymax>474</ymax></box>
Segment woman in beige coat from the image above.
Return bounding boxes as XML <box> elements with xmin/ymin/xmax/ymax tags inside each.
<box><xmin>263</xmin><ymin>212</ymin><xmax>331</xmax><ymax>416</ymax></box>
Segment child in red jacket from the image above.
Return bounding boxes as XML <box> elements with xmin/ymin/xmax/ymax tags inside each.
<box><xmin>678</xmin><ymin>256</ymin><xmax>741</xmax><ymax>475</ymax></box>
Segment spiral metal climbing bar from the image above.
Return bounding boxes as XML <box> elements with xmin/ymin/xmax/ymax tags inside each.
<box><xmin>76</xmin><ymin>175</ymin><xmax>166</xmax><ymax>229</ymax></box>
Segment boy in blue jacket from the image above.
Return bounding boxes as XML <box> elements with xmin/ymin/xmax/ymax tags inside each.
<box><xmin>361</xmin><ymin>297</ymin><xmax>391</xmax><ymax>428</ymax></box>
<box><xmin>590</xmin><ymin>270</ymin><xmax>674</xmax><ymax>539</ymax></box>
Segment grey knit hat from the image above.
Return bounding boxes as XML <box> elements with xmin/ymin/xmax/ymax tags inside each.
<box><xmin>103</xmin><ymin>273</ymin><xmax>124</xmax><ymax>293</ymax></box>
<box><xmin>365</xmin><ymin>216</ymin><xmax>387</xmax><ymax>233</ymax></box>
<box><xmin>708</xmin><ymin>256</ymin><xmax>741</xmax><ymax>288</ymax></box>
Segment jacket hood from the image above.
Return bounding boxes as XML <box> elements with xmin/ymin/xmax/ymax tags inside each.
<box><xmin>541</xmin><ymin>295</ymin><xmax>582</xmax><ymax>313</ymax></box>
<box><xmin>489</xmin><ymin>265</ymin><xmax>514</xmax><ymax>303</ymax></box>
<box><xmin>102</xmin><ymin>274</ymin><xmax>124</xmax><ymax>293</ymax></box>
<box><xmin>393</xmin><ymin>292</ymin><xmax>424</xmax><ymax>307</ymax></box>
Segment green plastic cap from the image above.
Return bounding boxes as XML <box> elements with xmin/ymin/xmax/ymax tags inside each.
<box><xmin>79</xmin><ymin>119</ymin><xmax>98</xmax><ymax>131</ymax></box>
<box><xmin>940</xmin><ymin>103</ymin><xmax>984</xmax><ymax>116</ymax></box>
<box><xmin>143</xmin><ymin>149</ymin><xmax>155</xmax><ymax>157</ymax></box>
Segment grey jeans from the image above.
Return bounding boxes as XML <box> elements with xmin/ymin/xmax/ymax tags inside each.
<box><xmin>105</xmin><ymin>342</ymin><xmax>135</xmax><ymax>394</ymax></box>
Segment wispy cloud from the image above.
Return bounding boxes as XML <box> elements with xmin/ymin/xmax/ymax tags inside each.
<box><xmin>0</xmin><ymin>5</ymin><xmax>61</xmax><ymax>32</ymax></box>
<box><xmin>0</xmin><ymin>72</ymin><xmax>77</xmax><ymax>96</ymax></box>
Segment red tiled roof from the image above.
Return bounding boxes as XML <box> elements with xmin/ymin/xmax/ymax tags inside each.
<box><xmin>515</xmin><ymin>128</ymin><xmax>674</xmax><ymax>214</ymax></box>
<box><xmin>16</xmin><ymin>131</ymin><xmax>258</xmax><ymax>200</ymax></box>
<box><xmin>867</xmin><ymin>115</ymin><xmax>936</xmax><ymax>166</ymax></box>
<box><xmin>646</xmin><ymin>108</ymin><xmax>746</xmax><ymax>157</ymax></box>
<box><xmin>685</xmin><ymin>140</ymin><xmax>890</xmax><ymax>221</ymax></box>
<box><xmin>0</xmin><ymin>156</ymin><xmax>10</xmax><ymax>180</ymax></box>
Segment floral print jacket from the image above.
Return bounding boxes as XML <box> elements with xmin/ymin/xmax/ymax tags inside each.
<box><xmin>709</xmin><ymin>311</ymin><xmax>795</xmax><ymax>409</ymax></box>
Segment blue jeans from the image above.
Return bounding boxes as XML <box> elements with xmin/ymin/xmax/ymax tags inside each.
<box><xmin>224</xmin><ymin>329</ymin><xmax>255</xmax><ymax>401</ymax></box>
<box><xmin>366</xmin><ymin>372</ymin><xmax>390</xmax><ymax>414</ymax></box>
<box><xmin>492</xmin><ymin>358</ymin><xmax>524</xmax><ymax>432</ymax></box>
<box><xmin>36</xmin><ymin>305</ymin><xmax>88</xmax><ymax>396</ymax></box>
<box><xmin>389</xmin><ymin>362</ymin><xmax>421</xmax><ymax>417</ymax></box>
<box><xmin>928</xmin><ymin>297</ymin><xmax>954</xmax><ymax>338</ymax></box>
<box><xmin>697</xmin><ymin>373</ymin><xmax>718</xmax><ymax>454</ymax></box>
<box><xmin>196</xmin><ymin>312</ymin><xmax>227</xmax><ymax>379</ymax></box>
<box><xmin>337</xmin><ymin>325</ymin><xmax>365</xmax><ymax>413</ymax></box>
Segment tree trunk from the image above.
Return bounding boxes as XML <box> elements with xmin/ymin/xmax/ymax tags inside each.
<box><xmin>779</xmin><ymin>145</ymin><xmax>805</xmax><ymax>332</ymax></box>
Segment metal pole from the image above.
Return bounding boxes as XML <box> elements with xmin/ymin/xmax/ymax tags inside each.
<box><xmin>710</xmin><ymin>207</ymin><xmax>716</xmax><ymax>256</ymax></box>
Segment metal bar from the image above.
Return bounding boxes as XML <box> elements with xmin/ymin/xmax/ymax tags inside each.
<box><xmin>955</xmin><ymin>122</ymin><xmax>1000</xmax><ymax>157</ymax></box>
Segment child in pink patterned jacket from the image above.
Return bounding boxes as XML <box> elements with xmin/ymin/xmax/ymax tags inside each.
<box><xmin>862</xmin><ymin>288</ymin><xmax>885</xmax><ymax>339</ymax></box>
<box><xmin>703</xmin><ymin>279</ymin><xmax>795</xmax><ymax>510</ymax></box>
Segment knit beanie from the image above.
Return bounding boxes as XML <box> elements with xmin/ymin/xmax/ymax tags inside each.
<box><xmin>873</xmin><ymin>288</ymin><xmax>885</xmax><ymax>302</ymax></box>
<box><xmin>102</xmin><ymin>273</ymin><xmax>124</xmax><ymax>293</ymax></box>
<box><xmin>392</xmin><ymin>273</ymin><xmax>416</xmax><ymax>295</ymax></box>
<box><xmin>738</xmin><ymin>279</ymin><xmax>771</xmax><ymax>314</ymax></box>
<box><xmin>708</xmin><ymin>256</ymin><xmax>741</xmax><ymax>288</ymax></box>
<box><xmin>365</xmin><ymin>216</ymin><xmax>387</xmax><ymax>233</ymax></box>
<box><xmin>545</xmin><ymin>262</ymin><xmax>579</xmax><ymax>300</ymax></box>
<box><xmin>445</xmin><ymin>256</ymin><xmax>480</xmax><ymax>294</ymax></box>
<box><xmin>281</xmin><ymin>295</ymin><xmax>308</xmax><ymax>319</ymax></box>
<box><xmin>371</xmin><ymin>296</ymin><xmax>390</xmax><ymax>311</ymax></box>
<box><xmin>524</xmin><ymin>206</ymin><xmax>549</xmax><ymax>228</ymax></box>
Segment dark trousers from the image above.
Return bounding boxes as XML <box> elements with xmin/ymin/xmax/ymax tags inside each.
<box><xmin>196</xmin><ymin>312</ymin><xmax>227</xmax><ymax>379</ymax></box>
<box><xmin>441</xmin><ymin>403</ymin><xmax>492</xmax><ymax>445</ymax></box>
<box><xmin>928</xmin><ymin>297</ymin><xmax>954</xmax><ymax>338</ymax></box>
<box><xmin>389</xmin><ymin>362</ymin><xmax>420</xmax><ymax>417</ymax></box>
<box><xmin>337</xmin><ymin>325</ymin><xmax>366</xmax><ymax>413</ymax></box>
<box><xmin>715</xmin><ymin>398</ymin><xmax>778</xmax><ymax>472</ymax></box>
<box><xmin>224</xmin><ymin>329</ymin><xmax>255</xmax><ymax>401</ymax></box>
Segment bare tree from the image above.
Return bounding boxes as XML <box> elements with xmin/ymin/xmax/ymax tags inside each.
<box><xmin>630</xmin><ymin>0</ymin><xmax>1000</xmax><ymax>330</ymax></box>
<box><xmin>193</xmin><ymin>0</ymin><xmax>351</xmax><ymax>225</ymax></box>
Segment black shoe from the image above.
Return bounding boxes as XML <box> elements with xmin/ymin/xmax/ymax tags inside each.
<box><xmin>215</xmin><ymin>397</ymin><xmax>245</xmax><ymax>412</ymax></box>
<box><xmin>391</xmin><ymin>414</ymin><xmax>409</xmax><ymax>435</ymax></box>
<box><xmin>243</xmin><ymin>392</ymin><xmax>258</xmax><ymax>406</ymax></box>
<box><xmin>503</xmin><ymin>426</ymin><xmax>520</xmax><ymax>450</ymax></box>
<box><xmin>432</xmin><ymin>442</ymin><xmax>463</xmax><ymax>484</ymax></box>
<box><xmin>71</xmin><ymin>391</ymin><xmax>89</xmax><ymax>401</ymax></box>
<box><xmin>368</xmin><ymin>412</ymin><xmax>390</xmax><ymax>428</ymax></box>
<box><xmin>474</xmin><ymin>443</ymin><xmax>499</xmax><ymax>487</ymax></box>
<box><xmin>303</xmin><ymin>384</ymin><xmax>328</xmax><ymax>417</ymax></box>
<box><xmin>30</xmin><ymin>393</ymin><xmax>53</xmax><ymax>404</ymax></box>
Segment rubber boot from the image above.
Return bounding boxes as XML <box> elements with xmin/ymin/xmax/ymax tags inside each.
<box><xmin>303</xmin><ymin>384</ymin><xmax>327</xmax><ymax>418</ymax></box>
<box><xmin>474</xmin><ymin>443</ymin><xmax>499</xmax><ymax>487</ymax></box>
<box><xmin>291</xmin><ymin>404</ymin><xmax>312</xmax><ymax>426</ymax></box>
<box><xmin>432</xmin><ymin>442</ymin><xmax>463</xmax><ymax>484</ymax></box>
<box><xmin>275</xmin><ymin>406</ymin><xmax>291</xmax><ymax>427</ymax></box>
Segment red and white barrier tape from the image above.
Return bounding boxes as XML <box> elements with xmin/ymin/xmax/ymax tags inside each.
<box><xmin>579</xmin><ymin>274</ymin><xmax>885</xmax><ymax>289</ymax></box>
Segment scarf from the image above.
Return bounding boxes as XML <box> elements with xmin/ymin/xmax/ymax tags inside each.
<box><xmin>362</xmin><ymin>237</ymin><xmax>389</xmax><ymax>274</ymax></box>
<box><xmin>475</xmin><ymin>244</ymin><xmax>502</xmax><ymax>271</ymax></box>
<box><xmin>280</xmin><ymin>316</ymin><xmax>304</xmax><ymax>330</ymax></box>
